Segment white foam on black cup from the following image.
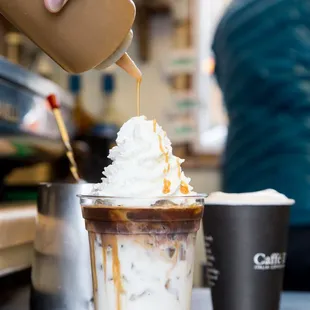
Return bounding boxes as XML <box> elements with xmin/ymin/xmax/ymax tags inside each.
<box><xmin>205</xmin><ymin>189</ymin><xmax>295</xmax><ymax>206</ymax></box>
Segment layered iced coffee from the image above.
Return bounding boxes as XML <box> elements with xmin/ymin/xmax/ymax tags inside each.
<box><xmin>79</xmin><ymin>116</ymin><xmax>205</xmax><ymax>310</ymax></box>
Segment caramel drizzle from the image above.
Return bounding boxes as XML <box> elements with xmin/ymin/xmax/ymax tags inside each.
<box><xmin>163</xmin><ymin>178</ymin><xmax>171</xmax><ymax>194</ymax></box>
<box><xmin>101</xmin><ymin>235</ymin><xmax>107</xmax><ymax>285</ymax></box>
<box><xmin>110</xmin><ymin>236</ymin><xmax>124</xmax><ymax>310</ymax></box>
<box><xmin>158</xmin><ymin>136</ymin><xmax>169</xmax><ymax>164</ymax></box>
<box><xmin>180</xmin><ymin>181</ymin><xmax>190</xmax><ymax>194</ymax></box>
<box><xmin>156</xmin><ymin>124</ymin><xmax>172</xmax><ymax>194</ymax></box>
<box><xmin>158</xmin><ymin>135</ymin><xmax>165</xmax><ymax>154</ymax></box>
<box><xmin>163</xmin><ymin>163</ymin><xmax>171</xmax><ymax>174</ymax></box>
<box><xmin>177</xmin><ymin>159</ymin><xmax>181</xmax><ymax>179</ymax></box>
<box><xmin>158</xmin><ymin>136</ymin><xmax>171</xmax><ymax>194</ymax></box>
<box><xmin>165</xmin><ymin>153</ymin><xmax>169</xmax><ymax>164</ymax></box>
<box><xmin>136</xmin><ymin>78</ymin><xmax>142</xmax><ymax>116</ymax></box>
<box><xmin>177</xmin><ymin>159</ymin><xmax>190</xmax><ymax>194</ymax></box>
<box><xmin>134</xmin><ymin>238</ymin><xmax>155</xmax><ymax>251</ymax></box>
<box><xmin>89</xmin><ymin>233</ymin><xmax>98</xmax><ymax>310</ymax></box>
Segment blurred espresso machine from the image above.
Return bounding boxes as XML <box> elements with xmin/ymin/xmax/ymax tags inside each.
<box><xmin>0</xmin><ymin>45</ymin><xmax>75</xmax><ymax>277</ymax></box>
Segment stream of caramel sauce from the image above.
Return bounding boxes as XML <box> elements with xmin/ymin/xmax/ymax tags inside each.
<box><xmin>115</xmin><ymin>53</ymin><xmax>142</xmax><ymax>117</ymax></box>
<box><xmin>136</xmin><ymin>78</ymin><xmax>142</xmax><ymax>116</ymax></box>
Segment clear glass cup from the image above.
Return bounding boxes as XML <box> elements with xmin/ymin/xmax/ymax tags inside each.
<box><xmin>79</xmin><ymin>194</ymin><xmax>206</xmax><ymax>310</ymax></box>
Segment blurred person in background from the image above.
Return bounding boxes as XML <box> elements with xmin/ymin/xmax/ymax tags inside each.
<box><xmin>213</xmin><ymin>0</ymin><xmax>310</xmax><ymax>291</ymax></box>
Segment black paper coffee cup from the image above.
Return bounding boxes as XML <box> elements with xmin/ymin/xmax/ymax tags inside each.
<box><xmin>203</xmin><ymin>199</ymin><xmax>293</xmax><ymax>310</ymax></box>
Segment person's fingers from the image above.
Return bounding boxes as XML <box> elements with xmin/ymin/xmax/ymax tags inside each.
<box><xmin>44</xmin><ymin>0</ymin><xmax>68</xmax><ymax>13</ymax></box>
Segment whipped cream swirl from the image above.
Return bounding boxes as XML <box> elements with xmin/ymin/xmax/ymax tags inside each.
<box><xmin>92</xmin><ymin>116</ymin><xmax>194</xmax><ymax>206</ymax></box>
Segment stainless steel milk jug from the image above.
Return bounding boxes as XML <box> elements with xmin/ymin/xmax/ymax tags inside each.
<box><xmin>31</xmin><ymin>183</ymin><xmax>93</xmax><ymax>310</ymax></box>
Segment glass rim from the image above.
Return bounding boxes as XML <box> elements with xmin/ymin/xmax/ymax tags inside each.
<box><xmin>77</xmin><ymin>193</ymin><xmax>207</xmax><ymax>200</ymax></box>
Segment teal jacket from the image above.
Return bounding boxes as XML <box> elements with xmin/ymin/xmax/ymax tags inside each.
<box><xmin>213</xmin><ymin>0</ymin><xmax>310</xmax><ymax>226</ymax></box>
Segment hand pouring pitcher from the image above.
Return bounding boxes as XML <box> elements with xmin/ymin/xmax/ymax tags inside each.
<box><xmin>31</xmin><ymin>183</ymin><xmax>94</xmax><ymax>310</ymax></box>
<box><xmin>0</xmin><ymin>0</ymin><xmax>139</xmax><ymax>76</ymax></box>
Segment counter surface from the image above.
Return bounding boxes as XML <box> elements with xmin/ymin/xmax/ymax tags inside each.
<box><xmin>1</xmin><ymin>287</ymin><xmax>310</xmax><ymax>309</ymax></box>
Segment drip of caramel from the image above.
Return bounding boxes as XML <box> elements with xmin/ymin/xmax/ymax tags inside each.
<box><xmin>163</xmin><ymin>179</ymin><xmax>172</xmax><ymax>194</ymax></box>
<box><xmin>180</xmin><ymin>181</ymin><xmax>190</xmax><ymax>194</ymax></box>
<box><xmin>110</xmin><ymin>236</ymin><xmax>124</xmax><ymax>310</ymax></box>
<box><xmin>158</xmin><ymin>135</ymin><xmax>165</xmax><ymax>154</ymax></box>
<box><xmin>153</xmin><ymin>119</ymin><xmax>157</xmax><ymax>133</ymax></box>
<box><xmin>156</xmin><ymin>128</ymin><xmax>172</xmax><ymax>193</ymax></box>
<box><xmin>165</xmin><ymin>153</ymin><xmax>169</xmax><ymax>164</ymax></box>
<box><xmin>101</xmin><ymin>236</ymin><xmax>107</xmax><ymax>285</ymax></box>
<box><xmin>176</xmin><ymin>159</ymin><xmax>189</xmax><ymax>194</ymax></box>
<box><xmin>136</xmin><ymin>78</ymin><xmax>142</xmax><ymax>116</ymax></box>
<box><xmin>89</xmin><ymin>233</ymin><xmax>98</xmax><ymax>309</ymax></box>
<box><xmin>157</xmin><ymin>131</ymin><xmax>171</xmax><ymax>193</ymax></box>
<box><xmin>158</xmin><ymin>138</ymin><xmax>169</xmax><ymax>164</ymax></box>
<box><xmin>163</xmin><ymin>163</ymin><xmax>171</xmax><ymax>174</ymax></box>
